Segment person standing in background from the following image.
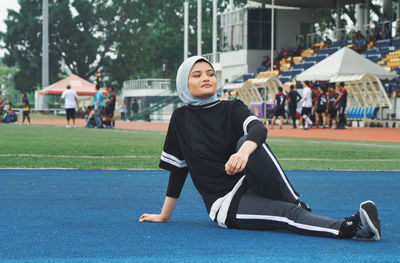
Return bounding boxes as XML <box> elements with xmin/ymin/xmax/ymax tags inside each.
<box><xmin>93</xmin><ymin>84</ymin><xmax>104</xmax><ymax>128</ymax></box>
<box><xmin>105</xmin><ymin>85</ymin><xmax>116</xmax><ymax>127</ymax></box>
<box><xmin>287</xmin><ymin>85</ymin><xmax>302</xmax><ymax>128</ymax></box>
<box><xmin>327</xmin><ymin>85</ymin><xmax>339</xmax><ymax>128</ymax></box>
<box><xmin>334</xmin><ymin>82</ymin><xmax>348</xmax><ymax>129</ymax></box>
<box><xmin>132</xmin><ymin>99</ymin><xmax>139</xmax><ymax>119</ymax></box>
<box><xmin>315</xmin><ymin>86</ymin><xmax>328</xmax><ymax>128</ymax></box>
<box><xmin>300</xmin><ymin>81</ymin><xmax>313</xmax><ymax>130</ymax></box>
<box><xmin>118</xmin><ymin>101</ymin><xmax>127</xmax><ymax>121</ymax></box>
<box><xmin>269</xmin><ymin>87</ymin><xmax>287</xmax><ymax>129</ymax></box>
<box><xmin>21</xmin><ymin>93</ymin><xmax>30</xmax><ymax>125</ymax></box>
<box><xmin>59</xmin><ymin>84</ymin><xmax>79</xmax><ymax>128</ymax></box>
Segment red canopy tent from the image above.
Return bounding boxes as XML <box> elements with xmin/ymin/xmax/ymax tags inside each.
<box><xmin>38</xmin><ymin>74</ymin><xmax>106</xmax><ymax>95</ymax></box>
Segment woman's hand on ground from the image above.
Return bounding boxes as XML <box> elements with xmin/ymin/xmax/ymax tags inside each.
<box><xmin>139</xmin><ymin>213</ymin><xmax>169</xmax><ymax>223</ymax></box>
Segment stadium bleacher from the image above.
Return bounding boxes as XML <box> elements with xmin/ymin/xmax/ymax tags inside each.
<box><xmin>226</xmin><ymin>26</ymin><xmax>400</xmax><ymax>107</ymax></box>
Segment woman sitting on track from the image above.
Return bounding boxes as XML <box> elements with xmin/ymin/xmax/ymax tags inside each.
<box><xmin>139</xmin><ymin>56</ymin><xmax>381</xmax><ymax>241</ymax></box>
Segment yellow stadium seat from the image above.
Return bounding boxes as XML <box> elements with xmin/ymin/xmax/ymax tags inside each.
<box><xmin>280</xmin><ymin>63</ymin><xmax>291</xmax><ymax>71</ymax></box>
<box><xmin>293</xmin><ymin>56</ymin><xmax>303</xmax><ymax>64</ymax></box>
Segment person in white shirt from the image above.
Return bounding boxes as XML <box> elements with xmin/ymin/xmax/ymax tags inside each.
<box><xmin>59</xmin><ymin>84</ymin><xmax>79</xmax><ymax>128</ymax></box>
<box><xmin>300</xmin><ymin>81</ymin><xmax>313</xmax><ymax>129</ymax></box>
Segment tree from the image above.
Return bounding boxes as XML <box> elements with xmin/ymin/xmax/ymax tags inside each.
<box><xmin>0</xmin><ymin>58</ymin><xmax>20</xmax><ymax>103</ymax></box>
<box><xmin>1</xmin><ymin>0</ymin><xmax>117</xmax><ymax>93</ymax></box>
<box><xmin>0</xmin><ymin>0</ymin><xmax>248</xmax><ymax>93</ymax></box>
<box><xmin>107</xmin><ymin>0</ymin><xmax>247</xmax><ymax>86</ymax></box>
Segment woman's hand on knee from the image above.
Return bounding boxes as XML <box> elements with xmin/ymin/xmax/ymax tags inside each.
<box><xmin>225</xmin><ymin>152</ymin><xmax>248</xmax><ymax>175</ymax></box>
<box><xmin>225</xmin><ymin>140</ymin><xmax>257</xmax><ymax>175</ymax></box>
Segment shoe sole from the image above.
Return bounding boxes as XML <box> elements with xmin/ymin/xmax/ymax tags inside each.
<box><xmin>360</xmin><ymin>200</ymin><xmax>381</xmax><ymax>241</ymax></box>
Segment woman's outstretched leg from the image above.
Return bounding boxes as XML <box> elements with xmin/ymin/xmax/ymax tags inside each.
<box><xmin>234</xmin><ymin>188</ymin><xmax>381</xmax><ymax>240</ymax></box>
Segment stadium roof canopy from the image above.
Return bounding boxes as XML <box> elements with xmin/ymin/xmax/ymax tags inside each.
<box><xmin>250</xmin><ymin>0</ymin><xmax>365</xmax><ymax>8</ymax></box>
<box><xmin>38</xmin><ymin>74</ymin><xmax>106</xmax><ymax>96</ymax></box>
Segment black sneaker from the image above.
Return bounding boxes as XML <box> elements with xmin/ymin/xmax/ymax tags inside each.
<box><xmin>358</xmin><ymin>200</ymin><xmax>381</xmax><ymax>241</ymax></box>
<box><xmin>296</xmin><ymin>200</ymin><xmax>312</xmax><ymax>212</ymax></box>
<box><xmin>340</xmin><ymin>212</ymin><xmax>360</xmax><ymax>238</ymax></box>
<box><xmin>340</xmin><ymin>201</ymin><xmax>381</xmax><ymax>240</ymax></box>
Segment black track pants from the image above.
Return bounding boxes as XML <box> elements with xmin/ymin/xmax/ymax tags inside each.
<box><xmin>235</xmin><ymin>137</ymin><xmax>343</xmax><ymax>238</ymax></box>
<box><xmin>237</xmin><ymin>136</ymin><xmax>299</xmax><ymax>203</ymax></box>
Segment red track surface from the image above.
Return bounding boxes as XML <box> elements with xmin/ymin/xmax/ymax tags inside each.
<box><xmin>28</xmin><ymin>119</ymin><xmax>400</xmax><ymax>143</ymax></box>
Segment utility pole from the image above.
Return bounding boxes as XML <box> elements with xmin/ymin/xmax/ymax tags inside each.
<box><xmin>212</xmin><ymin>0</ymin><xmax>217</xmax><ymax>63</ymax></box>
<box><xmin>184</xmin><ymin>1</ymin><xmax>189</xmax><ymax>60</ymax></box>
<box><xmin>42</xmin><ymin>0</ymin><xmax>49</xmax><ymax>89</ymax></box>
<box><xmin>197</xmin><ymin>0</ymin><xmax>202</xmax><ymax>55</ymax></box>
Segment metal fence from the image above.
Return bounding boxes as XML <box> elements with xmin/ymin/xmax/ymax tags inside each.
<box><xmin>122</xmin><ymin>78</ymin><xmax>170</xmax><ymax>92</ymax></box>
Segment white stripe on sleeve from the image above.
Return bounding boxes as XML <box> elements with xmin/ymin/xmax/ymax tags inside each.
<box><xmin>161</xmin><ymin>151</ymin><xmax>187</xmax><ymax>168</ymax></box>
<box><xmin>242</xmin><ymin>116</ymin><xmax>259</xmax><ymax>135</ymax></box>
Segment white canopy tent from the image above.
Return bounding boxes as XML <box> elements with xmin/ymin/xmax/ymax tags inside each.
<box><xmin>297</xmin><ymin>47</ymin><xmax>396</xmax><ymax>81</ymax></box>
<box><xmin>297</xmin><ymin>47</ymin><xmax>397</xmax><ymax>120</ymax></box>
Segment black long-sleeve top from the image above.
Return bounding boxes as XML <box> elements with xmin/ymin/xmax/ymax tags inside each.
<box><xmin>159</xmin><ymin>100</ymin><xmax>267</xmax><ymax>217</ymax></box>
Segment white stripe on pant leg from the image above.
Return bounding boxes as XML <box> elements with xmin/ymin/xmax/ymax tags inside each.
<box><xmin>236</xmin><ymin>214</ymin><xmax>339</xmax><ymax>236</ymax></box>
<box><xmin>262</xmin><ymin>144</ymin><xmax>299</xmax><ymax>200</ymax></box>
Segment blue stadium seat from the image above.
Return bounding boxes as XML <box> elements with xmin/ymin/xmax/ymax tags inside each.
<box><xmin>375</xmin><ymin>39</ymin><xmax>391</xmax><ymax>48</ymax></box>
<box><xmin>293</xmin><ymin>69</ymin><xmax>304</xmax><ymax>75</ymax></box>
<box><xmin>242</xmin><ymin>73</ymin><xmax>255</xmax><ymax>81</ymax></box>
<box><xmin>281</xmin><ymin>69</ymin><xmax>293</xmax><ymax>77</ymax></box>
<box><xmin>278</xmin><ymin>75</ymin><xmax>292</xmax><ymax>83</ymax></box>
<box><xmin>347</xmin><ymin>107</ymin><xmax>355</xmax><ymax>118</ymax></box>
<box><xmin>333</xmin><ymin>39</ymin><xmax>352</xmax><ymax>48</ymax></box>
<box><xmin>257</xmin><ymin>66</ymin><xmax>267</xmax><ymax>73</ymax></box>
<box><xmin>392</xmin><ymin>38</ymin><xmax>400</xmax><ymax>48</ymax></box>
<box><xmin>329</xmin><ymin>46</ymin><xmax>340</xmax><ymax>54</ymax></box>
<box><xmin>365</xmin><ymin>48</ymin><xmax>382</xmax><ymax>63</ymax></box>
<box><xmin>347</xmin><ymin>107</ymin><xmax>379</xmax><ymax>119</ymax></box>
<box><xmin>379</xmin><ymin>45</ymin><xmax>395</xmax><ymax>56</ymax></box>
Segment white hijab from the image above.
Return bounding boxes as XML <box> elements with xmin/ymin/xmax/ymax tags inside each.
<box><xmin>176</xmin><ymin>56</ymin><xmax>218</xmax><ymax>106</ymax></box>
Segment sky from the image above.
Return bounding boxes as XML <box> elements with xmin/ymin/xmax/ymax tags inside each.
<box><xmin>0</xmin><ymin>0</ymin><xmax>20</xmax><ymax>56</ymax></box>
<box><xmin>0</xmin><ymin>0</ymin><xmax>19</xmax><ymax>32</ymax></box>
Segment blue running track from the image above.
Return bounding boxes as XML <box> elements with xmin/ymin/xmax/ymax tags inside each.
<box><xmin>0</xmin><ymin>169</ymin><xmax>399</xmax><ymax>262</ymax></box>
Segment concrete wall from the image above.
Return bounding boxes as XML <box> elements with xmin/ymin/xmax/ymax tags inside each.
<box><xmin>220</xmin><ymin>49</ymin><xmax>248</xmax><ymax>83</ymax></box>
<box><xmin>219</xmin><ymin>7</ymin><xmax>319</xmax><ymax>86</ymax></box>
<box><xmin>276</xmin><ymin>8</ymin><xmax>319</xmax><ymax>49</ymax></box>
<box><xmin>247</xmin><ymin>49</ymin><xmax>271</xmax><ymax>73</ymax></box>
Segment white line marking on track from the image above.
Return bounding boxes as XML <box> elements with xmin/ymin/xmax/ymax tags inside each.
<box><xmin>269</xmin><ymin>138</ymin><xmax>399</xmax><ymax>149</ymax></box>
<box><xmin>0</xmin><ymin>154</ymin><xmax>156</xmax><ymax>159</ymax></box>
<box><xmin>1</xmin><ymin>154</ymin><xmax>399</xmax><ymax>162</ymax></box>
<box><xmin>279</xmin><ymin>158</ymin><xmax>400</xmax><ymax>162</ymax></box>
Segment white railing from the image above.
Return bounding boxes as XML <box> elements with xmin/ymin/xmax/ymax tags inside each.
<box><xmin>122</xmin><ymin>78</ymin><xmax>170</xmax><ymax>92</ymax></box>
<box><xmin>305</xmin><ymin>33</ymin><xmax>322</xmax><ymax>48</ymax></box>
<box><xmin>203</xmin><ymin>52</ymin><xmax>221</xmax><ymax>63</ymax></box>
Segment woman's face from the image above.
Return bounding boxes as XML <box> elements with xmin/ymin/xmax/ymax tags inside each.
<box><xmin>188</xmin><ymin>62</ymin><xmax>217</xmax><ymax>99</ymax></box>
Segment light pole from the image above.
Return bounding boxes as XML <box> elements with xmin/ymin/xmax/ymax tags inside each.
<box><xmin>42</xmin><ymin>0</ymin><xmax>49</xmax><ymax>89</ymax></box>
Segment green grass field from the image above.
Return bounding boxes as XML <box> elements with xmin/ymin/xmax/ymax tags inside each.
<box><xmin>0</xmin><ymin>124</ymin><xmax>399</xmax><ymax>170</ymax></box>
